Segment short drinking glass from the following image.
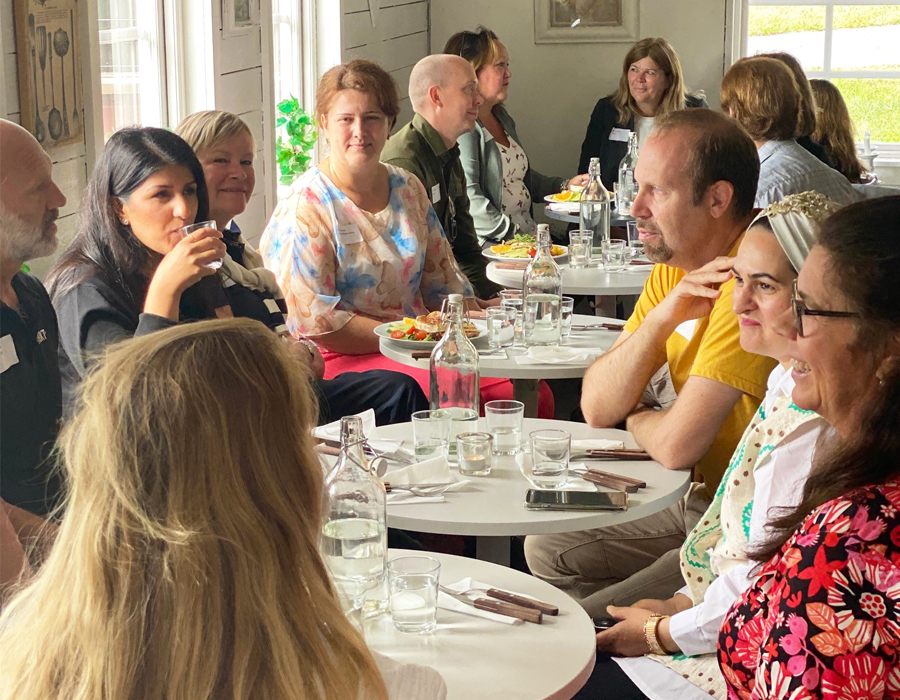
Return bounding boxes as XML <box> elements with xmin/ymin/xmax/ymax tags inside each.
<box><xmin>485</xmin><ymin>400</ymin><xmax>524</xmax><ymax>455</ymax></box>
<box><xmin>602</xmin><ymin>240</ymin><xmax>626</xmax><ymax>272</ymax></box>
<box><xmin>456</xmin><ymin>432</ymin><xmax>493</xmax><ymax>476</ymax></box>
<box><xmin>411</xmin><ymin>409</ymin><xmax>451</xmax><ymax>460</ymax></box>
<box><xmin>530</xmin><ymin>429</ymin><xmax>571</xmax><ymax>488</ymax></box>
<box><xmin>388</xmin><ymin>556</ymin><xmax>440</xmax><ymax>634</ymax></box>
<box><xmin>626</xmin><ymin>220</ymin><xmax>642</xmax><ymax>258</ymax></box>
<box><xmin>499</xmin><ymin>289</ymin><xmax>523</xmax><ymax>311</ymax></box>
<box><xmin>335</xmin><ymin>578</ymin><xmax>367</xmax><ymax>634</ymax></box>
<box><xmin>179</xmin><ymin>220</ymin><xmax>223</xmax><ymax>270</ymax></box>
<box><xmin>561</xmin><ymin>296</ymin><xmax>575</xmax><ymax>339</ymax></box>
<box><xmin>568</xmin><ymin>230</ymin><xmax>593</xmax><ymax>269</ymax></box>
<box><xmin>486</xmin><ymin>306</ymin><xmax>515</xmax><ymax>349</ymax></box>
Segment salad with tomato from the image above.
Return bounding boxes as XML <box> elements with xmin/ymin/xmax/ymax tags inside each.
<box><xmin>489</xmin><ymin>233</ymin><xmax>565</xmax><ymax>259</ymax></box>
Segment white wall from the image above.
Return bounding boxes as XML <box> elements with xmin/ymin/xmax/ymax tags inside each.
<box><xmin>430</xmin><ymin>0</ymin><xmax>729</xmax><ymax>180</ymax></box>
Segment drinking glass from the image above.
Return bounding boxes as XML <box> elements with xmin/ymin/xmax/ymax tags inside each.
<box><xmin>485</xmin><ymin>400</ymin><xmax>524</xmax><ymax>455</ymax></box>
<box><xmin>568</xmin><ymin>230</ymin><xmax>593</xmax><ymax>269</ymax></box>
<box><xmin>499</xmin><ymin>289</ymin><xmax>523</xmax><ymax>309</ymax></box>
<box><xmin>388</xmin><ymin>556</ymin><xmax>440</xmax><ymax>633</ymax></box>
<box><xmin>486</xmin><ymin>306</ymin><xmax>515</xmax><ymax>349</ymax></box>
<box><xmin>626</xmin><ymin>220</ymin><xmax>643</xmax><ymax>258</ymax></box>
<box><xmin>456</xmin><ymin>432</ymin><xmax>493</xmax><ymax>476</ymax></box>
<box><xmin>524</xmin><ymin>294</ymin><xmax>561</xmax><ymax>347</ymax></box>
<box><xmin>447</xmin><ymin>407</ymin><xmax>479</xmax><ymax>462</ymax></box>
<box><xmin>335</xmin><ymin>578</ymin><xmax>367</xmax><ymax>634</ymax></box>
<box><xmin>530</xmin><ymin>429</ymin><xmax>571</xmax><ymax>488</ymax></box>
<box><xmin>411</xmin><ymin>409</ymin><xmax>451</xmax><ymax>460</ymax></box>
<box><xmin>602</xmin><ymin>240</ymin><xmax>626</xmax><ymax>272</ymax></box>
<box><xmin>560</xmin><ymin>297</ymin><xmax>575</xmax><ymax>339</ymax></box>
<box><xmin>179</xmin><ymin>221</ymin><xmax>223</xmax><ymax>270</ymax></box>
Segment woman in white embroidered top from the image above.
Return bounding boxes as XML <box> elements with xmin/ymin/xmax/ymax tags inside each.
<box><xmin>572</xmin><ymin>192</ymin><xmax>839</xmax><ymax>700</ymax></box>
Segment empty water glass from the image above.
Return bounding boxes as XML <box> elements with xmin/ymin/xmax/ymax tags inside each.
<box><xmin>530</xmin><ymin>429</ymin><xmax>571</xmax><ymax>488</ymax></box>
<box><xmin>568</xmin><ymin>230</ymin><xmax>593</xmax><ymax>269</ymax></box>
<box><xmin>411</xmin><ymin>409</ymin><xmax>451</xmax><ymax>460</ymax></box>
<box><xmin>560</xmin><ymin>297</ymin><xmax>575</xmax><ymax>339</ymax></box>
<box><xmin>485</xmin><ymin>400</ymin><xmax>524</xmax><ymax>455</ymax></box>
<box><xmin>602</xmin><ymin>240</ymin><xmax>626</xmax><ymax>272</ymax></box>
<box><xmin>456</xmin><ymin>432</ymin><xmax>493</xmax><ymax>476</ymax></box>
<box><xmin>486</xmin><ymin>306</ymin><xmax>515</xmax><ymax>349</ymax></box>
<box><xmin>179</xmin><ymin>220</ymin><xmax>223</xmax><ymax>270</ymax></box>
<box><xmin>388</xmin><ymin>556</ymin><xmax>440</xmax><ymax>634</ymax></box>
<box><xmin>499</xmin><ymin>289</ymin><xmax>523</xmax><ymax>312</ymax></box>
<box><xmin>335</xmin><ymin>578</ymin><xmax>367</xmax><ymax>634</ymax></box>
<box><xmin>626</xmin><ymin>220</ymin><xmax>643</xmax><ymax>258</ymax></box>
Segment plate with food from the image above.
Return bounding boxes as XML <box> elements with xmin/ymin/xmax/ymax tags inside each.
<box><xmin>482</xmin><ymin>233</ymin><xmax>567</xmax><ymax>263</ymax></box>
<box><xmin>375</xmin><ymin>311</ymin><xmax>487</xmax><ymax>349</ymax></box>
<box><xmin>544</xmin><ymin>190</ymin><xmax>582</xmax><ymax>212</ymax></box>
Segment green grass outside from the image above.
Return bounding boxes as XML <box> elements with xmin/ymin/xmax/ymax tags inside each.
<box><xmin>832</xmin><ymin>76</ymin><xmax>900</xmax><ymax>142</ymax></box>
<box><xmin>749</xmin><ymin>5</ymin><xmax>900</xmax><ymax>36</ymax></box>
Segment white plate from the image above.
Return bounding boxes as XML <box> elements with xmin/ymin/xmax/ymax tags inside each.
<box><xmin>482</xmin><ymin>245</ymin><xmax>568</xmax><ymax>264</ymax></box>
<box><xmin>375</xmin><ymin>320</ymin><xmax>488</xmax><ymax>349</ymax></box>
<box><xmin>545</xmin><ymin>199</ymin><xmax>581</xmax><ymax>213</ymax></box>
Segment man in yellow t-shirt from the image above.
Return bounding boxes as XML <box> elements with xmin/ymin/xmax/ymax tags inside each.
<box><xmin>526</xmin><ymin>110</ymin><xmax>776</xmax><ymax>615</ymax></box>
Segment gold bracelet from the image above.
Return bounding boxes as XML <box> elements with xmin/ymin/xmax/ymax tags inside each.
<box><xmin>643</xmin><ymin>614</ymin><xmax>668</xmax><ymax>656</ymax></box>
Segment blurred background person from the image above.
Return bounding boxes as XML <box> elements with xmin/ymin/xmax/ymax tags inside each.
<box><xmin>810</xmin><ymin>78</ymin><xmax>869</xmax><ymax>184</ymax></box>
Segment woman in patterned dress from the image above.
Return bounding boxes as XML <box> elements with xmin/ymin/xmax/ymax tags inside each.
<box><xmin>717</xmin><ymin>196</ymin><xmax>900</xmax><ymax>699</ymax></box>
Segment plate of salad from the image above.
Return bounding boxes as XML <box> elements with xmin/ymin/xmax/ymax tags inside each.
<box><xmin>482</xmin><ymin>233</ymin><xmax>567</xmax><ymax>263</ymax></box>
<box><xmin>375</xmin><ymin>313</ymin><xmax>487</xmax><ymax>349</ymax></box>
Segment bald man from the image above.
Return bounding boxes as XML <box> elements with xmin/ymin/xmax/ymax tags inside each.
<box><xmin>0</xmin><ymin>119</ymin><xmax>67</xmax><ymax>516</ymax></box>
<box><xmin>382</xmin><ymin>55</ymin><xmax>501</xmax><ymax>299</ymax></box>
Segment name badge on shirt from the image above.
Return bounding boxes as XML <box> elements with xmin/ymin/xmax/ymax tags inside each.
<box><xmin>336</xmin><ymin>222</ymin><xmax>363</xmax><ymax>245</ymax></box>
<box><xmin>0</xmin><ymin>334</ymin><xmax>19</xmax><ymax>374</ymax></box>
<box><xmin>431</xmin><ymin>183</ymin><xmax>441</xmax><ymax>204</ymax></box>
<box><xmin>674</xmin><ymin>319</ymin><xmax>697</xmax><ymax>341</ymax></box>
<box><xmin>264</xmin><ymin>298</ymin><xmax>282</xmax><ymax>314</ymax></box>
<box><xmin>610</xmin><ymin>128</ymin><xmax>632</xmax><ymax>143</ymax></box>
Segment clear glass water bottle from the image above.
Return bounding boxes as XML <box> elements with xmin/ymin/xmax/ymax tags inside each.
<box><xmin>321</xmin><ymin>415</ymin><xmax>388</xmax><ymax>617</ymax></box>
<box><xmin>430</xmin><ymin>294</ymin><xmax>480</xmax><ymax>457</ymax></box>
<box><xmin>523</xmin><ymin>224</ymin><xmax>562</xmax><ymax>347</ymax></box>
<box><xmin>580</xmin><ymin>157</ymin><xmax>611</xmax><ymax>250</ymax></box>
<box><xmin>616</xmin><ymin>132</ymin><xmax>639</xmax><ymax>213</ymax></box>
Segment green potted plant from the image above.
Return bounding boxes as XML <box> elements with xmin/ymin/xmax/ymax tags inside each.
<box><xmin>275</xmin><ymin>96</ymin><xmax>317</xmax><ymax>190</ymax></box>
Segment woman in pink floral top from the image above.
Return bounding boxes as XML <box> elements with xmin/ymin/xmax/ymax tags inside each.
<box><xmin>718</xmin><ymin>197</ymin><xmax>900</xmax><ymax>699</ymax></box>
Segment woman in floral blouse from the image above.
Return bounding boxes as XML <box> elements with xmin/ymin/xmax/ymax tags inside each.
<box><xmin>718</xmin><ymin>196</ymin><xmax>900</xmax><ymax>699</ymax></box>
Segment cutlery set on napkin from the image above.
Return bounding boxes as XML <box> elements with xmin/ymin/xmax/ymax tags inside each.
<box><xmin>438</xmin><ymin>577</ymin><xmax>558</xmax><ymax>624</ymax></box>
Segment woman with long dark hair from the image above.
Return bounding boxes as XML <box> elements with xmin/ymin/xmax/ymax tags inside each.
<box><xmin>719</xmin><ymin>196</ymin><xmax>900</xmax><ymax>698</ymax></box>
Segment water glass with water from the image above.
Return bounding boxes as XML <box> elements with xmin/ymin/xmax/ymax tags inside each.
<box><xmin>335</xmin><ymin>578</ymin><xmax>367</xmax><ymax>634</ymax></box>
<box><xmin>602</xmin><ymin>240</ymin><xmax>626</xmax><ymax>272</ymax></box>
<box><xmin>411</xmin><ymin>409</ymin><xmax>451</xmax><ymax>460</ymax></box>
<box><xmin>456</xmin><ymin>432</ymin><xmax>493</xmax><ymax>476</ymax></box>
<box><xmin>524</xmin><ymin>294</ymin><xmax>561</xmax><ymax>347</ymax></box>
<box><xmin>626</xmin><ymin>220</ymin><xmax>643</xmax><ymax>259</ymax></box>
<box><xmin>446</xmin><ymin>407</ymin><xmax>479</xmax><ymax>461</ymax></box>
<box><xmin>485</xmin><ymin>400</ymin><xmax>524</xmax><ymax>455</ymax></box>
<box><xmin>530</xmin><ymin>429</ymin><xmax>571</xmax><ymax>488</ymax></box>
<box><xmin>560</xmin><ymin>297</ymin><xmax>575</xmax><ymax>339</ymax></box>
<box><xmin>388</xmin><ymin>556</ymin><xmax>440</xmax><ymax>634</ymax></box>
<box><xmin>486</xmin><ymin>307</ymin><xmax>515</xmax><ymax>349</ymax></box>
<box><xmin>568</xmin><ymin>230</ymin><xmax>593</xmax><ymax>269</ymax></box>
<box><xmin>179</xmin><ymin>221</ymin><xmax>223</xmax><ymax>270</ymax></box>
<box><xmin>499</xmin><ymin>289</ymin><xmax>523</xmax><ymax>312</ymax></box>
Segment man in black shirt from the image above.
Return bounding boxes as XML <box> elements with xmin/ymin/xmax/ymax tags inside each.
<box><xmin>0</xmin><ymin>119</ymin><xmax>67</xmax><ymax>516</ymax></box>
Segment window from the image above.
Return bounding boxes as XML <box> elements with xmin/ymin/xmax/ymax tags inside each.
<box><xmin>746</xmin><ymin>1</ymin><xmax>900</xmax><ymax>146</ymax></box>
<box><xmin>97</xmin><ymin>0</ymin><xmax>166</xmax><ymax>139</ymax></box>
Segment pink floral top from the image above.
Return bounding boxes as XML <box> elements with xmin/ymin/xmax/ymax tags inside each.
<box><xmin>259</xmin><ymin>164</ymin><xmax>473</xmax><ymax>337</ymax></box>
<box><xmin>718</xmin><ymin>479</ymin><xmax>900</xmax><ymax>699</ymax></box>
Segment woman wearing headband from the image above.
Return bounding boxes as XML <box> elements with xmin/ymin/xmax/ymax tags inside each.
<box><xmin>575</xmin><ymin>192</ymin><xmax>839</xmax><ymax>700</ymax></box>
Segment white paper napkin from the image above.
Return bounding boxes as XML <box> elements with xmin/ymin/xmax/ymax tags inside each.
<box><xmin>371</xmin><ymin>651</ymin><xmax>448</xmax><ymax>700</ymax></box>
<box><xmin>313</xmin><ymin>408</ymin><xmax>403</xmax><ymax>454</ymax></box>
<box><xmin>515</xmin><ymin>453</ymin><xmax>596</xmax><ymax>491</ymax></box>
<box><xmin>384</xmin><ymin>456</ymin><xmax>470</xmax><ymax>504</ymax></box>
<box><xmin>514</xmin><ymin>346</ymin><xmax>605</xmax><ymax>365</ymax></box>
<box><xmin>571</xmin><ymin>438</ymin><xmax>626</xmax><ymax>451</ymax></box>
<box><xmin>439</xmin><ymin>577</ymin><xmax>524</xmax><ymax>625</ymax></box>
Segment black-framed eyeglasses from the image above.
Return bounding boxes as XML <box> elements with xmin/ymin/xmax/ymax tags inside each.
<box><xmin>791</xmin><ymin>279</ymin><xmax>860</xmax><ymax>338</ymax></box>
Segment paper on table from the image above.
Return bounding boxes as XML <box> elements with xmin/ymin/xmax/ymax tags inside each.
<box><xmin>439</xmin><ymin>577</ymin><xmax>524</xmax><ymax>625</ymax></box>
<box><xmin>371</xmin><ymin>650</ymin><xmax>448</xmax><ymax>700</ymax></box>
<box><xmin>515</xmin><ymin>454</ymin><xmax>596</xmax><ymax>491</ymax></box>
<box><xmin>571</xmin><ymin>438</ymin><xmax>626</xmax><ymax>451</ymax></box>
<box><xmin>384</xmin><ymin>456</ymin><xmax>469</xmax><ymax>504</ymax></box>
<box><xmin>313</xmin><ymin>408</ymin><xmax>403</xmax><ymax>454</ymax></box>
<box><xmin>513</xmin><ymin>346</ymin><xmax>605</xmax><ymax>365</ymax></box>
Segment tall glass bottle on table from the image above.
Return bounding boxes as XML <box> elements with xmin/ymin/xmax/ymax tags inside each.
<box><xmin>430</xmin><ymin>294</ymin><xmax>479</xmax><ymax>459</ymax></box>
<box><xmin>616</xmin><ymin>132</ymin><xmax>639</xmax><ymax>213</ymax></box>
<box><xmin>321</xmin><ymin>415</ymin><xmax>388</xmax><ymax>616</ymax></box>
<box><xmin>523</xmin><ymin>224</ymin><xmax>562</xmax><ymax>347</ymax></box>
<box><xmin>580</xmin><ymin>157</ymin><xmax>610</xmax><ymax>250</ymax></box>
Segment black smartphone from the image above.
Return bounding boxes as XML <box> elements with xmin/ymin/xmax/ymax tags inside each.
<box><xmin>593</xmin><ymin>616</ymin><xmax>619</xmax><ymax>631</ymax></box>
<box><xmin>524</xmin><ymin>489</ymin><xmax>628</xmax><ymax>511</ymax></box>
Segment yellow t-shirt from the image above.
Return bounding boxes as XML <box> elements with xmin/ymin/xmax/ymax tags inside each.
<box><xmin>623</xmin><ymin>237</ymin><xmax>776</xmax><ymax>490</ymax></box>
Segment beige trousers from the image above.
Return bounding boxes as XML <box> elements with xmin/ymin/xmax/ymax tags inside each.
<box><xmin>524</xmin><ymin>483</ymin><xmax>711</xmax><ymax>618</ymax></box>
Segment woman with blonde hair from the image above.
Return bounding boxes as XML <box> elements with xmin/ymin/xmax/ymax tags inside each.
<box><xmin>578</xmin><ymin>37</ymin><xmax>707</xmax><ymax>190</ymax></box>
<box><xmin>0</xmin><ymin>318</ymin><xmax>389</xmax><ymax>700</ymax></box>
<box><xmin>810</xmin><ymin>78</ymin><xmax>868</xmax><ymax>183</ymax></box>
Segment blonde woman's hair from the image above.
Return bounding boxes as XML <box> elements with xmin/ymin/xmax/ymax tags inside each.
<box><xmin>810</xmin><ymin>79</ymin><xmax>867</xmax><ymax>184</ymax></box>
<box><xmin>175</xmin><ymin>109</ymin><xmax>257</xmax><ymax>157</ymax></box>
<box><xmin>611</xmin><ymin>37</ymin><xmax>690</xmax><ymax>126</ymax></box>
<box><xmin>0</xmin><ymin>319</ymin><xmax>388</xmax><ymax>700</ymax></box>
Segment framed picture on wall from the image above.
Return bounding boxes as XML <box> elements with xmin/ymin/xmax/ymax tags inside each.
<box><xmin>223</xmin><ymin>0</ymin><xmax>259</xmax><ymax>38</ymax></box>
<box><xmin>534</xmin><ymin>0</ymin><xmax>639</xmax><ymax>44</ymax></box>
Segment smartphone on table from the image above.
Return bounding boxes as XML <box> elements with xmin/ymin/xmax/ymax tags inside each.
<box><xmin>524</xmin><ymin>489</ymin><xmax>628</xmax><ymax>511</ymax></box>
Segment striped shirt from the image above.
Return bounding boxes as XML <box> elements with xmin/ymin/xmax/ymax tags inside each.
<box><xmin>755</xmin><ymin>140</ymin><xmax>858</xmax><ymax>208</ymax></box>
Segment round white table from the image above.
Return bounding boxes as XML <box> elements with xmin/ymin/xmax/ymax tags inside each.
<box><xmin>486</xmin><ymin>262</ymin><xmax>651</xmax><ymax>297</ymax></box>
<box><xmin>368</xmin><ymin>549</ymin><xmax>597</xmax><ymax>700</ymax></box>
<box><xmin>373</xmin><ymin>419</ymin><xmax>692</xmax><ymax>566</ymax></box>
<box><xmin>379</xmin><ymin>314</ymin><xmax>621</xmax><ymax>417</ymax></box>
<box><xmin>544</xmin><ymin>205</ymin><xmax>633</xmax><ymax>226</ymax></box>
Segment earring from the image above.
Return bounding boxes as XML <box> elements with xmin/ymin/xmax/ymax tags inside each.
<box><xmin>120</xmin><ymin>219</ymin><xmax>129</xmax><ymax>226</ymax></box>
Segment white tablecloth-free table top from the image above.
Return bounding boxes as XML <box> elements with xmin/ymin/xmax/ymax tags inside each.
<box><xmin>544</xmin><ymin>205</ymin><xmax>634</xmax><ymax>226</ymax></box>
<box><xmin>373</xmin><ymin>419</ymin><xmax>692</xmax><ymax>564</ymax></box>
<box><xmin>368</xmin><ymin>549</ymin><xmax>597</xmax><ymax>700</ymax></box>
<box><xmin>486</xmin><ymin>262</ymin><xmax>651</xmax><ymax>296</ymax></box>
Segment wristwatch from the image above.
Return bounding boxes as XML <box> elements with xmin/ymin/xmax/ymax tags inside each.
<box><xmin>643</xmin><ymin>614</ymin><xmax>670</xmax><ymax>656</ymax></box>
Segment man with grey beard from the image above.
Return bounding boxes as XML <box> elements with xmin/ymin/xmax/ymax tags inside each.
<box><xmin>0</xmin><ymin>119</ymin><xmax>67</xmax><ymax>516</ymax></box>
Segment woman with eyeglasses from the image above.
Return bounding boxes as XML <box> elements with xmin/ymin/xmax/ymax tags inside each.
<box><xmin>578</xmin><ymin>37</ymin><xmax>707</xmax><ymax>192</ymax></box>
<box><xmin>446</xmin><ymin>26</ymin><xmax>587</xmax><ymax>247</ymax></box>
<box><xmin>718</xmin><ymin>196</ymin><xmax>900</xmax><ymax>698</ymax></box>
